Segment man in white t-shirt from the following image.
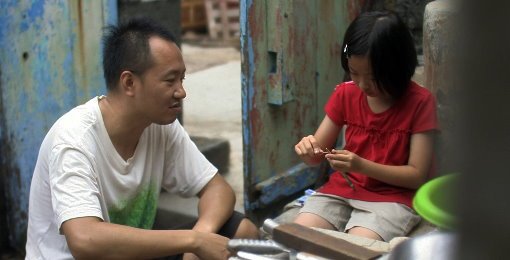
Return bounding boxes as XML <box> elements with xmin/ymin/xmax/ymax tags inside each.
<box><xmin>25</xmin><ymin>17</ymin><xmax>258</xmax><ymax>260</ymax></box>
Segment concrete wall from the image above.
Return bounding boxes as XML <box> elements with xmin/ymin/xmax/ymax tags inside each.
<box><xmin>423</xmin><ymin>1</ymin><xmax>458</xmax><ymax>174</ymax></box>
<box><xmin>456</xmin><ymin>1</ymin><xmax>510</xmax><ymax>258</ymax></box>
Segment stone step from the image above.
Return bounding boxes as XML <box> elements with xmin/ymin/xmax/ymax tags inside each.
<box><xmin>154</xmin><ymin>192</ymin><xmax>198</xmax><ymax>230</ymax></box>
<box><xmin>191</xmin><ymin>135</ymin><xmax>230</xmax><ymax>174</ymax></box>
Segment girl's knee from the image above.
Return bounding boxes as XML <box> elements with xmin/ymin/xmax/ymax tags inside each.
<box><xmin>294</xmin><ymin>213</ymin><xmax>335</xmax><ymax>230</ymax></box>
<box><xmin>347</xmin><ymin>226</ymin><xmax>383</xmax><ymax>241</ymax></box>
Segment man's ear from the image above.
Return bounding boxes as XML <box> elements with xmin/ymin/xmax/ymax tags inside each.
<box><xmin>119</xmin><ymin>71</ymin><xmax>137</xmax><ymax>97</ymax></box>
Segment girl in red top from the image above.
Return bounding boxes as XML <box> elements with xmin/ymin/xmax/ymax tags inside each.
<box><xmin>294</xmin><ymin>11</ymin><xmax>438</xmax><ymax>241</ymax></box>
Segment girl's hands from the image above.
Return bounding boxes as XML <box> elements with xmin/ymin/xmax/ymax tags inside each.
<box><xmin>294</xmin><ymin>135</ymin><xmax>327</xmax><ymax>165</ymax></box>
<box><xmin>325</xmin><ymin>149</ymin><xmax>363</xmax><ymax>173</ymax></box>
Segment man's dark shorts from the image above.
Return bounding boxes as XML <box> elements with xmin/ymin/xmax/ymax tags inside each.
<box><xmin>216</xmin><ymin>210</ymin><xmax>245</xmax><ymax>238</ymax></box>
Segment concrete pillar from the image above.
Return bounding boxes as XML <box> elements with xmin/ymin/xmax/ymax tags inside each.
<box><xmin>423</xmin><ymin>0</ymin><xmax>458</xmax><ymax>174</ymax></box>
<box><xmin>424</xmin><ymin>0</ymin><xmax>455</xmax><ymax>97</ymax></box>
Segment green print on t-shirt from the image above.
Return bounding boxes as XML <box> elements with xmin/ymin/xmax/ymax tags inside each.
<box><xmin>108</xmin><ymin>184</ymin><xmax>159</xmax><ymax>229</ymax></box>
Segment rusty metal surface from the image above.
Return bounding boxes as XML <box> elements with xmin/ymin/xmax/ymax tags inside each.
<box><xmin>254</xmin><ymin>163</ymin><xmax>320</xmax><ymax>208</ymax></box>
<box><xmin>316</xmin><ymin>0</ymin><xmax>351</xmax><ymax>119</ymax></box>
<box><xmin>240</xmin><ymin>1</ymin><xmax>360</xmax><ymax>217</ymax></box>
<box><xmin>265</xmin><ymin>0</ymin><xmax>292</xmax><ymax>105</ymax></box>
<box><xmin>0</xmin><ymin>0</ymin><xmax>117</xmax><ymax>250</ymax></box>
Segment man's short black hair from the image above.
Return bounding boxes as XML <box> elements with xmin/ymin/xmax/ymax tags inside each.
<box><xmin>341</xmin><ymin>11</ymin><xmax>417</xmax><ymax>100</ymax></box>
<box><xmin>102</xmin><ymin>17</ymin><xmax>176</xmax><ymax>91</ymax></box>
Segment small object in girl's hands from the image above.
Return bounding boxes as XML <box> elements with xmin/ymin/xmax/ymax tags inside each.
<box><xmin>320</xmin><ymin>148</ymin><xmax>332</xmax><ymax>154</ymax></box>
<box><xmin>320</xmin><ymin>148</ymin><xmax>354</xmax><ymax>190</ymax></box>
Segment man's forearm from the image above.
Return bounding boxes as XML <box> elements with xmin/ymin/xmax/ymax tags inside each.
<box><xmin>64</xmin><ymin>219</ymin><xmax>198</xmax><ymax>259</ymax></box>
<box><xmin>194</xmin><ymin>175</ymin><xmax>236</xmax><ymax>233</ymax></box>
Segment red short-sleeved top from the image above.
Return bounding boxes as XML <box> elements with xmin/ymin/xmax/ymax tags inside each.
<box><xmin>318</xmin><ymin>81</ymin><xmax>438</xmax><ymax>208</ymax></box>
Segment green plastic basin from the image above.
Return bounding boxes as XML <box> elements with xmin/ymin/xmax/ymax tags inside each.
<box><xmin>413</xmin><ymin>174</ymin><xmax>458</xmax><ymax>230</ymax></box>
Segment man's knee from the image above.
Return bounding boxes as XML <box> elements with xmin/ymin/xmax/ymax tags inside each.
<box><xmin>218</xmin><ymin>211</ymin><xmax>258</xmax><ymax>239</ymax></box>
<box><xmin>234</xmin><ymin>218</ymin><xmax>259</xmax><ymax>239</ymax></box>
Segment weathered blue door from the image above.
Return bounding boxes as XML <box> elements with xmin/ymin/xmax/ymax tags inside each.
<box><xmin>240</xmin><ymin>0</ymin><xmax>365</xmax><ymax>222</ymax></box>
<box><xmin>0</xmin><ymin>0</ymin><xmax>117</xmax><ymax>250</ymax></box>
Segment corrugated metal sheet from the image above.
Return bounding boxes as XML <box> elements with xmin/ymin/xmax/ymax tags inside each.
<box><xmin>0</xmin><ymin>0</ymin><xmax>117</xmax><ymax>250</ymax></box>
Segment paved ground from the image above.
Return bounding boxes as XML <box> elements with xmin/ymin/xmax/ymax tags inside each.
<box><xmin>180</xmin><ymin>41</ymin><xmax>245</xmax><ymax>212</ymax></box>
<box><xmin>182</xmin><ymin>42</ymin><xmax>241</xmax><ymax>74</ymax></box>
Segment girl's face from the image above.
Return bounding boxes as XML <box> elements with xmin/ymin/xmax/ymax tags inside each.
<box><xmin>347</xmin><ymin>55</ymin><xmax>382</xmax><ymax>98</ymax></box>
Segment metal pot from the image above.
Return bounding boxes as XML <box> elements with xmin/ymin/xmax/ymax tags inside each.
<box><xmin>384</xmin><ymin>231</ymin><xmax>457</xmax><ymax>260</ymax></box>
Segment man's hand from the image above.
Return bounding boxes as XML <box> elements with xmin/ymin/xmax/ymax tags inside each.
<box><xmin>192</xmin><ymin>232</ymin><xmax>230</xmax><ymax>260</ymax></box>
<box><xmin>183</xmin><ymin>253</ymin><xmax>200</xmax><ymax>260</ymax></box>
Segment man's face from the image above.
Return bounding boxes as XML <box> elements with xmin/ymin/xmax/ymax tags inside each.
<box><xmin>134</xmin><ymin>37</ymin><xmax>186</xmax><ymax>125</ymax></box>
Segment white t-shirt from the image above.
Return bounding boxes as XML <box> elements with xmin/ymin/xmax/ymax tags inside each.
<box><xmin>25</xmin><ymin>97</ymin><xmax>217</xmax><ymax>260</ymax></box>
